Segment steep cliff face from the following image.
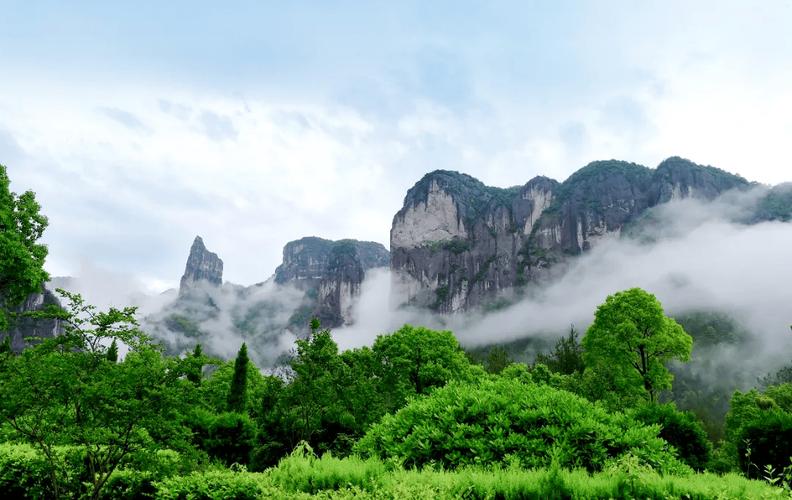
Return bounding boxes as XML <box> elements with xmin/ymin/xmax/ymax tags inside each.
<box><xmin>0</xmin><ymin>287</ymin><xmax>63</xmax><ymax>353</ymax></box>
<box><xmin>390</xmin><ymin>171</ymin><xmax>558</xmax><ymax>312</ymax></box>
<box><xmin>275</xmin><ymin>237</ymin><xmax>390</xmax><ymax>326</ymax></box>
<box><xmin>391</xmin><ymin>157</ymin><xmax>751</xmax><ymax>312</ymax></box>
<box><xmin>179</xmin><ymin>236</ymin><xmax>223</xmax><ymax>296</ymax></box>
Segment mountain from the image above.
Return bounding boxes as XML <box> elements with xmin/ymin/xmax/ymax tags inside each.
<box><xmin>146</xmin><ymin>235</ymin><xmax>389</xmax><ymax>365</ymax></box>
<box><xmin>391</xmin><ymin>157</ymin><xmax>753</xmax><ymax>312</ymax></box>
<box><xmin>179</xmin><ymin>236</ymin><xmax>223</xmax><ymax>296</ymax></box>
<box><xmin>274</xmin><ymin>237</ymin><xmax>390</xmax><ymax>326</ymax></box>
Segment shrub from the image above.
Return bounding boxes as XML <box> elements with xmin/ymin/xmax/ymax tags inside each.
<box><xmin>0</xmin><ymin>443</ymin><xmax>83</xmax><ymax>498</ymax></box>
<box><xmin>631</xmin><ymin>403</ymin><xmax>711</xmax><ymax>471</ymax></box>
<box><xmin>154</xmin><ymin>469</ymin><xmax>274</xmax><ymax>500</ymax></box>
<box><xmin>186</xmin><ymin>410</ymin><xmax>256</xmax><ymax>466</ymax></box>
<box><xmin>355</xmin><ymin>378</ymin><xmax>690</xmax><ymax>474</ymax></box>
<box><xmin>737</xmin><ymin>410</ymin><xmax>792</xmax><ymax>481</ymax></box>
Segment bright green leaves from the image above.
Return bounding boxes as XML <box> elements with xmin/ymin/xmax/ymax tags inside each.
<box><xmin>0</xmin><ymin>165</ymin><xmax>49</xmax><ymax>332</ymax></box>
<box><xmin>582</xmin><ymin>288</ymin><xmax>693</xmax><ymax>405</ymax></box>
<box><xmin>355</xmin><ymin>376</ymin><xmax>689</xmax><ymax>474</ymax></box>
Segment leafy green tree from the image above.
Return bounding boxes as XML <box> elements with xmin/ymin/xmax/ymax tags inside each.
<box><xmin>0</xmin><ymin>165</ymin><xmax>49</xmax><ymax>332</ymax></box>
<box><xmin>0</xmin><ymin>290</ymin><xmax>182</xmax><ymax>499</ymax></box>
<box><xmin>582</xmin><ymin>288</ymin><xmax>692</xmax><ymax>404</ymax></box>
<box><xmin>371</xmin><ymin>324</ymin><xmax>472</xmax><ymax>411</ymax></box>
<box><xmin>281</xmin><ymin>320</ymin><xmax>350</xmax><ymax>453</ymax></box>
<box><xmin>227</xmin><ymin>343</ymin><xmax>249</xmax><ymax>413</ymax></box>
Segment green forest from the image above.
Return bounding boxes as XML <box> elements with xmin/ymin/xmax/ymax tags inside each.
<box><xmin>2</xmin><ymin>163</ymin><xmax>791</xmax><ymax>499</ymax></box>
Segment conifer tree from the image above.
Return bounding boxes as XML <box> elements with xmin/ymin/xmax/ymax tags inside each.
<box><xmin>227</xmin><ymin>343</ymin><xmax>249</xmax><ymax>413</ymax></box>
<box><xmin>106</xmin><ymin>339</ymin><xmax>118</xmax><ymax>362</ymax></box>
<box><xmin>187</xmin><ymin>344</ymin><xmax>204</xmax><ymax>385</ymax></box>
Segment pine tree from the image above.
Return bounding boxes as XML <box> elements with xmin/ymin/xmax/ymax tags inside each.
<box><xmin>227</xmin><ymin>343</ymin><xmax>249</xmax><ymax>413</ymax></box>
<box><xmin>106</xmin><ymin>339</ymin><xmax>118</xmax><ymax>362</ymax></box>
<box><xmin>187</xmin><ymin>344</ymin><xmax>204</xmax><ymax>385</ymax></box>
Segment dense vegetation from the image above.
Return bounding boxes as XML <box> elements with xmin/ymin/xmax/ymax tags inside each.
<box><xmin>1</xmin><ymin>164</ymin><xmax>791</xmax><ymax>498</ymax></box>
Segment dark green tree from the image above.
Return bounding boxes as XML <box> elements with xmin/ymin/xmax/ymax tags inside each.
<box><xmin>0</xmin><ymin>165</ymin><xmax>49</xmax><ymax>332</ymax></box>
<box><xmin>227</xmin><ymin>343</ymin><xmax>249</xmax><ymax>413</ymax></box>
<box><xmin>186</xmin><ymin>344</ymin><xmax>205</xmax><ymax>385</ymax></box>
<box><xmin>536</xmin><ymin>326</ymin><xmax>584</xmax><ymax>375</ymax></box>
<box><xmin>582</xmin><ymin>288</ymin><xmax>692</xmax><ymax>404</ymax></box>
<box><xmin>106</xmin><ymin>339</ymin><xmax>118</xmax><ymax>363</ymax></box>
<box><xmin>631</xmin><ymin>403</ymin><xmax>711</xmax><ymax>471</ymax></box>
<box><xmin>372</xmin><ymin>324</ymin><xmax>472</xmax><ymax>411</ymax></box>
<box><xmin>484</xmin><ymin>346</ymin><xmax>511</xmax><ymax>374</ymax></box>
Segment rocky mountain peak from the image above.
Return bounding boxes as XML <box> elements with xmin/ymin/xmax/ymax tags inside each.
<box><xmin>274</xmin><ymin>236</ymin><xmax>389</xmax><ymax>327</ymax></box>
<box><xmin>651</xmin><ymin>156</ymin><xmax>749</xmax><ymax>203</ymax></box>
<box><xmin>391</xmin><ymin>157</ymin><xmax>761</xmax><ymax>313</ymax></box>
<box><xmin>179</xmin><ymin>236</ymin><xmax>223</xmax><ymax>296</ymax></box>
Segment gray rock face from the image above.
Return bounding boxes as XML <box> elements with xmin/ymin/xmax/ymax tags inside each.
<box><xmin>391</xmin><ymin>157</ymin><xmax>750</xmax><ymax>312</ymax></box>
<box><xmin>0</xmin><ymin>287</ymin><xmax>64</xmax><ymax>353</ymax></box>
<box><xmin>275</xmin><ymin>237</ymin><xmax>390</xmax><ymax>327</ymax></box>
<box><xmin>179</xmin><ymin>236</ymin><xmax>223</xmax><ymax>296</ymax></box>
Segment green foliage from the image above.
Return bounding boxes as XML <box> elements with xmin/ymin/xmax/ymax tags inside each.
<box><xmin>0</xmin><ymin>165</ymin><xmax>49</xmax><ymax>332</ymax></box>
<box><xmin>154</xmin><ymin>469</ymin><xmax>275</xmax><ymax>500</ymax></box>
<box><xmin>0</xmin><ymin>443</ymin><xmax>81</xmax><ymax>499</ymax></box>
<box><xmin>738</xmin><ymin>410</ymin><xmax>792</xmax><ymax>483</ymax></box>
<box><xmin>483</xmin><ymin>345</ymin><xmax>512</xmax><ymax>374</ymax></box>
<box><xmin>0</xmin><ymin>290</ymin><xmax>186</xmax><ymax>499</ymax></box>
<box><xmin>203</xmin><ymin>412</ymin><xmax>256</xmax><ymax>466</ymax></box>
<box><xmin>536</xmin><ymin>326</ymin><xmax>584</xmax><ymax>375</ymax></box>
<box><xmin>752</xmin><ymin>183</ymin><xmax>792</xmax><ymax>222</ymax></box>
<box><xmin>186</xmin><ymin>344</ymin><xmax>207</xmax><ymax>385</ymax></box>
<box><xmin>164</xmin><ymin>313</ymin><xmax>203</xmax><ymax>337</ymax></box>
<box><xmin>371</xmin><ymin>324</ymin><xmax>472</xmax><ymax>402</ymax></box>
<box><xmin>544</xmin><ymin>160</ymin><xmax>652</xmax><ymax>216</ymax></box>
<box><xmin>724</xmin><ymin>384</ymin><xmax>792</xmax><ymax>476</ymax></box>
<box><xmin>106</xmin><ymin>339</ymin><xmax>119</xmax><ymax>362</ymax></box>
<box><xmin>227</xmin><ymin>343</ymin><xmax>249</xmax><ymax>413</ymax></box>
<box><xmin>356</xmin><ymin>377</ymin><xmax>690</xmax><ymax>474</ymax></box>
<box><xmin>582</xmin><ymin>288</ymin><xmax>693</xmax><ymax>405</ymax></box>
<box><xmin>2</xmin><ymin>443</ymin><xmax>779</xmax><ymax>499</ymax></box>
<box><xmin>200</xmin><ymin>359</ymin><xmax>268</xmax><ymax>419</ymax></box>
<box><xmin>631</xmin><ymin>403</ymin><xmax>712</xmax><ymax>471</ymax></box>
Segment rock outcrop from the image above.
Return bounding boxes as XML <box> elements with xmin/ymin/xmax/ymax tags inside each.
<box><xmin>275</xmin><ymin>237</ymin><xmax>390</xmax><ymax>327</ymax></box>
<box><xmin>0</xmin><ymin>287</ymin><xmax>64</xmax><ymax>353</ymax></box>
<box><xmin>179</xmin><ymin>236</ymin><xmax>223</xmax><ymax>296</ymax></box>
<box><xmin>391</xmin><ymin>157</ymin><xmax>749</xmax><ymax>312</ymax></box>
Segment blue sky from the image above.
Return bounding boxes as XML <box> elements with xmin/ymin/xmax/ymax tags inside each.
<box><xmin>1</xmin><ymin>1</ymin><xmax>791</xmax><ymax>291</ymax></box>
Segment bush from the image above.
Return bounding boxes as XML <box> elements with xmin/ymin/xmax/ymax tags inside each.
<box><xmin>631</xmin><ymin>403</ymin><xmax>711</xmax><ymax>471</ymax></box>
<box><xmin>187</xmin><ymin>410</ymin><xmax>256</xmax><ymax>466</ymax></box>
<box><xmin>0</xmin><ymin>443</ymin><xmax>83</xmax><ymax>498</ymax></box>
<box><xmin>724</xmin><ymin>383</ymin><xmax>792</xmax><ymax>471</ymax></box>
<box><xmin>737</xmin><ymin>410</ymin><xmax>792</xmax><ymax>481</ymax></box>
<box><xmin>355</xmin><ymin>378</ymin><xmax>690</xmax><ymax>474</ymax></box>
<box><xmin>154</xmin><ymin>469</ymin><xmax>275</xmax><ymax>500</ymax></box>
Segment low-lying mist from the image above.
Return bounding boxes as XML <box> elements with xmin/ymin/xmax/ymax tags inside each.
<box><xmin>51</xmin><ymin>187</ymin><xmax>792</xmax><ymax>387</ymax></box>
<box><xmin>336</xmin><ymin>188</ymin><xmax>792</xmax><ymax>381</ymax></box>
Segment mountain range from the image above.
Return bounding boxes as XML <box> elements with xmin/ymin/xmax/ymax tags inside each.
<box><xmin>3</xmin><ymin>156</ymin><xmax>791</xmax><ymax>364</ymax></box>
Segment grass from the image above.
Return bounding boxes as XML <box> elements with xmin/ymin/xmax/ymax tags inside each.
<box><xmin>1</xmin><ymin>442</ymin><xmax>785</xmax><ymax>499</ymax></box>
<box><xmin>154</xmin><ymin>453</ymin><xmax>784</xmax><ymax>499</ymax></box>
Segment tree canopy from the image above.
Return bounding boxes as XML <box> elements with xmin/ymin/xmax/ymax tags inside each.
<box><xmin>0</xmin><ymin>165</ymin><xmax>49</xmax><ymax>332</ymax></box>
<box><xmin>582</xmin><ymin>288</ymin><xmax>692</xmax><ymax>404</ymax></box>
